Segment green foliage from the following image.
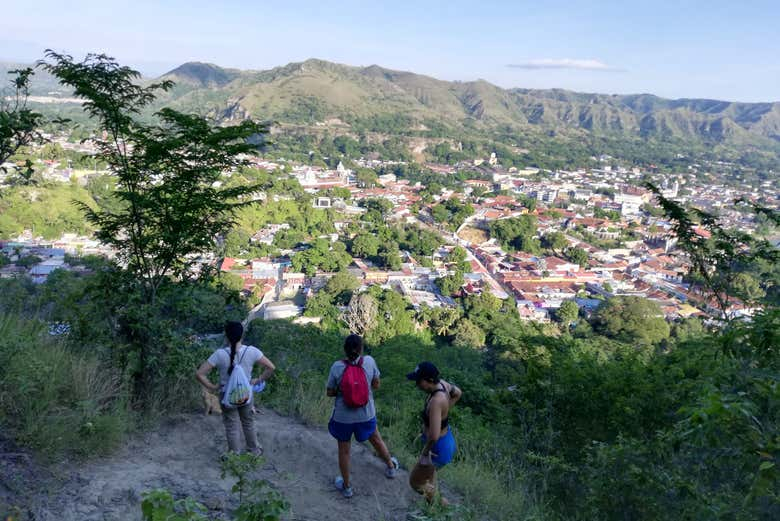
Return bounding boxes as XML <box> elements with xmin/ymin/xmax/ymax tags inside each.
<box><xmin>564</xmin><ymin>246</ymin><xmax>589</xmax><ymax>268</ymax></box>
<box><xmin>43</xmin><ymin>51</ymin><xmax>269</xmax><ymax>303</ymax></box>
<box><xmin>0</xmin><ymin>314</ymin><xmax>128</xmax><ymax>458</ymax></box>
<box><xmin>0</xmin><ymin>67</ymin><xmax>44</xmax><ymax>184</ymax></box>
<box><xmin>430</xmin><ymin>199</ymin><xmax>474</xmax><ymax>231</ymax></box>
<box><xmin>592</xmin><ymin>296</ymin><xmax>670</xmax><ymax>345</ymax></box>
<box><xmin>0</xmin><ymin>182</ymin><xmax>98</xmax><ymax>239</ymax></box>
<box><xmin>141</xmin><ymin>489</ymin><xmax>208</xmax><ymax>521</ymax></box>
<box><xmin>140</xmin><ymin>454</ymin><xmax>289</xmax><ymax>521</ymax></box>
<box><xmin>489</xmin><ymin>215</ymin><xmax>540</xmax><ymax>253</ymax></box>
<box><xmin>452</xmin><ymin>318</ymin><xmax>485</xmax><ymax>348</ymax></box>
<box><xmin>435</xmin><ymin>272</ymin><xmax>464</xmax><ymax>297</ymax></box>
<box><xmin>221</xmin><ymin>452</ymin><xmax>290</xmax><ymax>521</ymax></box>
<box><xmin>555</xmin><ymin>300</ymin><xmax>579</xmax><ymax>326</ymax></box>
<box><xmin>350</xmin><ymin>231</ymin><xmax>380</xmax><ymax>257</ymax></box>
<box><xmin>646</xmin><ymin>184</ymin><xmax>780</xmax><ymax>321</ymax></box>
<box><xmin>541</xmin><ymin>231</ymin><xmax>567</xmax><ymax>253</ymax></box>
<box><xmin>291</xmin><ymin>238</ymin><xmax>352</xmax><ymax>276</ymax></box>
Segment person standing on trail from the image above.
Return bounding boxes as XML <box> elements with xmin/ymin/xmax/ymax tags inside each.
<box><xmin>326</xmin><ymin>334</ymin><xmax>400</xmax><ymax>498</ymax></box>
<box><xmin>196</xmin><ymin>321</ymin><xmax>275</xmax><ymax>455</ymax></box>
<box><xmin>407</xmin><ymin>361</ymin><xmax>462</xmax><ymax>505</ymax></box>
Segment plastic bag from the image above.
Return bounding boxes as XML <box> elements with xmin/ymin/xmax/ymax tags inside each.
<box><xmin>221</xmin><ymin>352</ymin><xmax>253</xmax><ymax>409</ymax></box>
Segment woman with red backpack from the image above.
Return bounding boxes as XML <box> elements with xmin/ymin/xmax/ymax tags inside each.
<box><xmin>326</xmin><ymin>334</ymin><xmax>399</xmax><ymax>498</ymax></box>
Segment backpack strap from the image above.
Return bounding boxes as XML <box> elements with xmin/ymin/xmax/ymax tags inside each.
<box><xmin>237</xmin><ymin>346</ymin><xmax>249</xmax><ymax>365</ymax></box>
<box><xmin>343</xmin><ymin>356</ymin><xmax>363</xmax><ymax>367</ymax></box>
<box><xmin>225</xmin><ymin>346</ymin><xmax>250</xmax><ymax>368</ymax></box>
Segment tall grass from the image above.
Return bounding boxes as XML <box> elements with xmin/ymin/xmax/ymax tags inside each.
<box><xmin>0</xmin><ymin>314</ymin><xmax>128</xmax><ymax>458</ymax></box>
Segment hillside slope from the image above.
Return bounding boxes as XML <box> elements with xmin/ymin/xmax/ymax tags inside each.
<box><xmin>29</xmin><ymin>410</ymin><xmax>418</xmax><ymax>521</ymax></box>
<box><xmin>153</xmin><ymin>59</ymin><xmax>780</xmax><ymax>151</ymax></box>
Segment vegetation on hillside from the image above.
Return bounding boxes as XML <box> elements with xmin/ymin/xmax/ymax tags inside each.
<box><xmin>1</xmin><ymin>53</ymin><xmax>778</xmax><ymax>521</ymax></box>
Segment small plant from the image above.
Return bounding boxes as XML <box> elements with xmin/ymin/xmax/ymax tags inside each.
<box><xmin>140</xmin><ymin>489</ymin><xmax>209</xmax><ymax>521</ymax></box>
<box><xmin>220</xmin><ymin>452</ymin><xmax>290</xmax><ymax>521</ymax></box>
<box><xmin>220</xmin><ymin>452</ymin><xmax>265</xmax><ymax>504</ymax></box>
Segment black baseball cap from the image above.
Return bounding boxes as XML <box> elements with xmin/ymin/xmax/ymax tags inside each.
<box><xmin>406</xmin><ymin>361</ymin><xmax>440</xmax><ymax>382</ymax></box>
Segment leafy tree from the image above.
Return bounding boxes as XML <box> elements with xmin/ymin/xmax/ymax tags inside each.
<box><xmin>15</xmin><ymin>254</ymin><xmax>42</xmax><ymax>269</ymax></box>
<box><xmin>556</xmin><ymin>300</ymin><xmax>579</xmax><ymax>326</ymax></box>
<box><xmin>218</xmin><ymin>272</ymin><xmax>246</xmax><ymax>294</ymax></box>
<box><xmin>356</xmin><ymin>168</ymin><xmax>378</xmax><ymax>188</ymax></box>
<box><xmin>426</xmin><ymin>306</ymin><xmax>461</xmax><ymax>336</ymax></box>
<box><xmin>449</xmin><ymin>246</ymin><xmax>468</xmax><ymax>266</ymax></box>
<box><xmin>322</xmin><ymin>270</ymin><xmax>360</xmax><ymax>304</ymax></box>
<box><xmin>671</xmin><ymin>317</ymin><xmax>705</xmax><ymax>342</ymax></box>
<box><xmin>43</xmin><ymin>52</ymin><xmax>268</xmax><ymax>303</ymax></box>
<box><xmin>223</xmin><ymin>228</ymin><xmax>252</xmax><ymax>257</ymax></box>
<box><xmin>333</xmin><ymin>135</ymin><xmax>360</xmax><ymax>157</ymax></box>
<box><xmin>592</xmin><ymin>296</ymin><xmax>670</xmax><ymax>345</ymax></box>
<box><xmin>489</xmin><ymin>215</ymin><xmax>539</xmax><ymax>253</ymax></box>
<box><xmin>431</xmin><ymin>203</ymin><xmax>450</xmax><ymax>223</ymax></box>
<box><xmin>436</xmin><ymin>271</ymin><xmax>464</xmax><ymax>296</ymax></box>
<box><xmin>351</xmin><ymin>232</ymin><xmax>380</xmax><ymax>258</ymax></box>
<box><xmin>565</xmin><ymin>246</ymin><xmax>589</xmax><ymax>268</ymax></box>
<box><xmin>452</xmin><ymin>318</ymin><xmax>486</xmax><ymax>348</ymax></box>
<box><xmin>292</xmin><ymin>238</ymin><xmax>352</xmax><ymax>276</ymax></box>
<box><xmin>366</xmin><ymin>287</ymin><xmax>415</xmax><ymax>344</ymax></box>
<box><xmin>542</xmin><ymin>231</ymin><xmax>568</xmax><ymax>254</ymax></box>
<box><xmin>646</xmin><ymin>184</ymin><xmax>779</xmax><ymax>322</ymax></box>
<box><xmin>379</xmin><ymin>241</ymin><xmax>402</xmax><ymax>270</ymax></box>
<box><xmin>0</xmin><ymin>68</ymin><xmax>44</xmax><ymax>185</ymax></box>
<box><xmin>732</xmin><ymin>272</ymin><xmax>766</xmax><ymax>303</ymax></box>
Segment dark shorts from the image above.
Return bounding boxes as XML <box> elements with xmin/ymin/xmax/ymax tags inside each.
<box><xmin>422</xmin><ymin>429</ymin><xmax>457</xmax><ymax>468</ymax></box>
<box><xmin>328</xmin><ymin>417</ymin><xmax>377</xmax><ymax>442</ymax></box>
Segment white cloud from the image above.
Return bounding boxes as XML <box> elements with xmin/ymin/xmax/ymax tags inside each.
<box><xmin>508</xmin><ymin>59</ymin><xmax>622</xmax><ymax>72</ymax></box>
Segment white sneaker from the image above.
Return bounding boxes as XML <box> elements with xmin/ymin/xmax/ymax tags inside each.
<box><xmin>334</xmin><ymin>476</ymin><xmax>354</xmax><ymax>498</ymax></box>
<box><xmin>385</xmin><ymin>456</ymin><xmax>400</xmax><ymax>479</ymax></box>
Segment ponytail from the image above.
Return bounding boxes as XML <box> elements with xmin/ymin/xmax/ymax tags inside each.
<box><xmin>224</xmin><ymin>321</ymin><xmax>244</xmax><ymax>374</ymax></box>
<box><xmin>343</xmin><ymin>334</ymin><xmax>363</xmax><ymax>363</ymax></box>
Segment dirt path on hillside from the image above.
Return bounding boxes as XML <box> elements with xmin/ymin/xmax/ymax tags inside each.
<box><xmin>29</xmin><ymin>409</ymin><xmax>420</xmax><ymax>521</ymax></box>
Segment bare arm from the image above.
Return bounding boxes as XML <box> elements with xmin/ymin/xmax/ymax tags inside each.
<box><xmin>371</xmin><ymin>376</ymin><xmax>380</xmax><ymax>390</ymax></box>
<box><xmin>326</xmin><ymin>387</ymin><xmax>338</xmax><ymax>397</ymax></box>
<box><xmin>195</xmin><ymin>361</ymin><xmax>218</xmax><ymax>392</ymax></box>
<box><xmin>252</xmin><ymin>356</ymin><xmax>275</xmax><ymax>385</ymax></box>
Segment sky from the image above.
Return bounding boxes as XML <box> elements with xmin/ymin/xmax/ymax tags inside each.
<box><xmin>2</xmin><ymin>0</ymin><xmax>779</xmax><ymax>102</ymax></box>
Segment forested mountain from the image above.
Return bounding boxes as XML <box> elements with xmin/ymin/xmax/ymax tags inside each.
<box><xmin>154</xmin><ymin>59</ymin><xmax>780</xmax><ymax>152</ymax></box>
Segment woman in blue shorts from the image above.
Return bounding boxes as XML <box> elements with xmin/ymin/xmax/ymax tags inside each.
<box><xmin>407</xmin><ymin>361</ymin><xmax>462</xmax><ymax>503</ymax></box>
<box><xmin>326</xmin><ymin>334</ymin><xmax>399</xmax><ymax>498</ymax></box>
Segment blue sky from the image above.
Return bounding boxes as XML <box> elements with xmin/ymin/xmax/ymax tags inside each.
<box><xmin>2</xmin><ymin>0</ymin><xmax>779</xmax><ymax>102</ymax></box>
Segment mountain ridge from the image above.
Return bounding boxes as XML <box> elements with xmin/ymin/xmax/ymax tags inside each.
<box><xmin>154</xmin><ymin>59</ymin><xmax>780</xmax><ymax>153</ymax></box>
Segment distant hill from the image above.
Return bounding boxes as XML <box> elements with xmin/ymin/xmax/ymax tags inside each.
<box><xmin>5</xmin><ymin>57</ymin><xmax>780</xmax><ymax>164</ymax></box>
<box><xmin>151</xmin><ymin>59</ymin><xmax>780</xmax><ymax>154</ymax></box>
<box><xmin>162</xmin><ymin>62</ymin><xmax>241</xmax><ymax>88</ymax></box>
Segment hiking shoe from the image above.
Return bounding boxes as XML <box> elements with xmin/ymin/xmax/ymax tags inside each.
<box><xmin>334</xmin><ymin>476</ymin><xmax>354</xmax><ymax>498</ymax></box>
<box><xmin>246</xmin><ymin>446</ymin><xmax>264</xmax><ymax>456</ymax></box>
<box><xmin>385</xmin><ymin>456</ymin><xmax>400</xmax><ymax>479</ymax></box>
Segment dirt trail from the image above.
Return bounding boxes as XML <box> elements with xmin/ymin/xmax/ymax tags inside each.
<box><xmin>30</xmin><ymin>409</ymin><xmax>419</xmax><ymax>521</ymax></box>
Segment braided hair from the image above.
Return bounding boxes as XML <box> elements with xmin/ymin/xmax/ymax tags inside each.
<box><xmin>224</xmin><ymin>321</ymin><xmax>244</xmax><ymax>374</ymax></box>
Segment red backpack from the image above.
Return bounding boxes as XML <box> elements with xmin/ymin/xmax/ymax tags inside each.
<box><xmin>340</xmin><ymin>357</ymin><xmax>370</xmax><ymax>408</ymax></box>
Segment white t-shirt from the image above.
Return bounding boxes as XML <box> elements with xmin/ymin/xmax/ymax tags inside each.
<box><xmin>207</xmin><ymin>345</ymin><xmax>264</xmax><ymax>387</ymax></box>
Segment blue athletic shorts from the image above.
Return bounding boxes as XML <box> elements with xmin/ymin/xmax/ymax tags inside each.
<box><xmin>328</xmin><ymin>417</ymin><xmax>377</xmax><ymax>442</ymax></box>
<box><xmin>422</xmin><ymin>429</ymin><xmax>457</xmax><ymax>468</ymax></box>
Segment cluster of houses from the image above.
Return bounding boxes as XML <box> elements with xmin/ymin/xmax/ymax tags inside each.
<box><xmin>0</xmin><ymin>232</ymin><xmax>108</xmax><ymax>282</ymax></box>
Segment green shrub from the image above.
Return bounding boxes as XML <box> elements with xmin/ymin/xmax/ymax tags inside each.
<box><xmin>0</xmin><ymin>315</ymin><xmax>128</xmax><ymax>458</ymax></box>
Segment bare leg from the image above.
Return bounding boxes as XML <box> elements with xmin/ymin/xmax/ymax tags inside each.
<box><xmin>423</xmin><ymin>471</ymin><xmax>449</xmax><ymax>507</ymax></box>
<box><xmin>423</xmin><ymin>469</ymin><xmax>437</xmax><ymax>504</ymax></box>
<box><xmin>337</xmin><ymin>441</ymin><xmax>351</xmax><ymax>488</ymax></box>
<box><xmin>367</xmin><ymin>429</ymin><xmax>393</xmax><ymax>468</ymax></box>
